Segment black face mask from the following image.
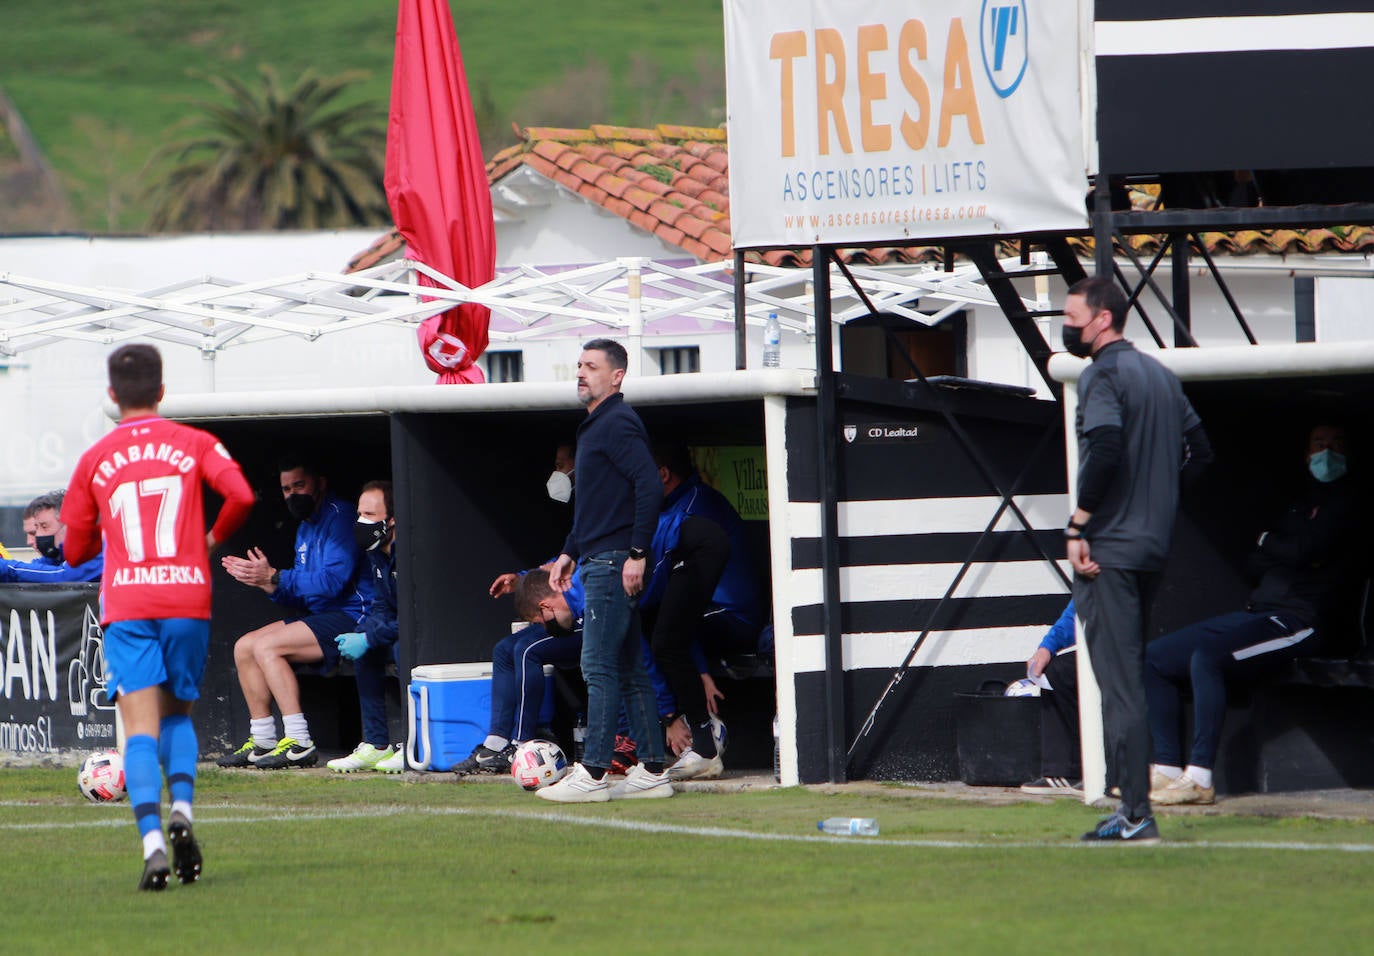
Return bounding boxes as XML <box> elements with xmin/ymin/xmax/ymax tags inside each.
<box><xmin>35</xmin><ymin>535</ymin><xmax>62</xmax><ymax>562</ymax></box>
<box><xmin>542</xmin><ymin>612</ymin><xmax>574</xmax><ymax>638</ymax></box>
<box><xmin>1061</xmin><ymin>324</ymin><xmax>1093</xmax><ymax>358</ymax></box>
<box><xmin>285</xmin><ymin>493</ymin><xmax>317</xmax><ymax>522</ymax></box>
<box><xmin>353</xmin><ymin>518</ymin><xmax>390</xmax><ymax>553</ymax></box>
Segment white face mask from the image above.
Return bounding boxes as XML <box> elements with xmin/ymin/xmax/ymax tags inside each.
<box><xmin>546</xmin><ymin>470</ymin><xmax>573</xmax><ymax>503</ymax></box>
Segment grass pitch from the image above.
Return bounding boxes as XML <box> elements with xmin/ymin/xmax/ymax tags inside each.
<box><xmin>3</xmin><ymin>767</ymin><xmax>1374</xmax><ymax>953</ymax></box>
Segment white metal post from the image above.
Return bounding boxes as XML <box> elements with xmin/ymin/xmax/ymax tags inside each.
<box><xmin>620</xmin><ymin>256</ymin><xmax>646</xmax><ymax>377</ymax></box>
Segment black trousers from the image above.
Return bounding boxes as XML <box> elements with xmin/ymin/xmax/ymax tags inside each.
<box><xmin>645</xmin><ymin>517</ymin><xmax>730</xmax><ymax>726</ymax></box>
<box><xmin>1074</xmin><ymin>567</ymin><xmax>1160</xmax><ymax>820</ymax></box>
<box><xmin>1040</xmin><ymin>647</ymin><xmax>1082</xmax><ymax>779</ymax></box>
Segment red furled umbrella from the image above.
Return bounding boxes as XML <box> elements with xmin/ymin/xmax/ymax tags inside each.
<box><xmin>385</xmin><ymin>0</ymin><xmax>496</xmax><ymax>384</ymax></box>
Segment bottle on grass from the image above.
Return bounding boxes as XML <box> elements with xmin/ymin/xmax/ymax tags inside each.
<box><xmin>818</xmin><ymin>817</ymin><xmax>879</xmax><ymax>836</ymax></box>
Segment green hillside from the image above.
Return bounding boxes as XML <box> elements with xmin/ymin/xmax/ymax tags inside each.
<box><xmin>1</xmin><ymin>0</ymin><xmax>725</xmax><ymax>233</ymax></box>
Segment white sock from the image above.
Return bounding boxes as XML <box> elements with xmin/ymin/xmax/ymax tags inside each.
<box><xmin>483</xmin><ymin>735</ymin><xmax>510</xmax><ymax>752</ymax></box>
<box><xmin>1186</xmin><ymin>765</ymin><xmax>1214</xmax><ymax>789</ymax></box>
<box><xmin>250</xmin><ymin>716</ymin><xmax>278</xmax><ymax>750</ymax></box>
<box><xmin>171</xmin><ymin>800</ymin><xmax>193</xmax><ymax>824</ymax></box>
<box><xmin>282</xmin><ymin>713</ymin><xmax>311</xmax><ymax>745</ymax></box>
<box><xmin>1154</xmin><ymin>764</ymin><xmax>1183</xmax><ymax>780</ymax></box>
<box><xmin>143</xmin><ymin>830</ymin><xmax>167</xmax><ymax>859</ymax></box>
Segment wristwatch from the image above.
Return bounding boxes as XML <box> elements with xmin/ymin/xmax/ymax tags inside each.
<box><xmin>1064</xmin><ymin>519</ymin><xmax>1087</xmax><ymax>540</ymax></box>
<box><xmin>269</xmin><ymin>569</ymin><xmax>281</xmax><ymax>586</ymax></box>
<box><xmin>628</xmin><ymin>547</ymin><xmax>647</xmax><ymax>561</ymax></box>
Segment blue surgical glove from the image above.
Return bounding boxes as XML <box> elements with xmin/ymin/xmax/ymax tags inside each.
<box><xmin>334</xmin><ymin>631</ymin><xmax>369</xmax><ymax>661</ymax></box>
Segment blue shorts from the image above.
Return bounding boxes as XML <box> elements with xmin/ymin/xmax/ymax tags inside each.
<box><xmin>103</xmin><ymin>618</ymin><xmax>210</xmax><ymax>702</ymax></box>
<box><xmin>290</xmin><ymin>609</ymin><xmax>358</xmax><ymax>675</ymax></box>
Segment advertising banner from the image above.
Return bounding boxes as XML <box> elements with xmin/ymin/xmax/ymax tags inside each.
<box><xmin>724</xmin><ymin>0</ymin><xmax>1089</xmax><ymax>248</ymax></box>
<box><xmin>0</xmin><ymin>584</ymin><xmax>119</xmax><ymax>759</ymax></box>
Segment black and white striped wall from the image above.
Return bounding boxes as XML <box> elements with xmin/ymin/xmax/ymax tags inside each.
<box><xmin>765</xmin><ymin>387</ymin><xmax>1070</xmax><ymax>784</ymax></box>
<box><xmin>1094</xmin><ymin>1</ymin><xmax>1374</xmax><ymax>174</ymax></box>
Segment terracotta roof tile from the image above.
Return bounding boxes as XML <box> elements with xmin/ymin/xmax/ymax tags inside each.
<box><xmin>350</xmin><ymin>124</ymin><xmax>1374</xmax><ymax>274</ymax></box>
<box><xmin>648</xmin><ymin>200</ymin><xmax>687</xmax><ymax>227</ymax></box>
<box><xmin>597</xmin><ymin>173</ymin><xmax>634</xmax><ymax>199</ymax></box>
<box><xmin>675</xmin><ymin>214</ymin><xmax>710</xmax><ymax>240</ymax></box>
<box><xmin>655</xmin><ymin>225</ymin><xmax>687</xmax><ymax>247</ymax></box>
<box><xmin>589</xmin><ymin>124</ymin><xmax>660</xmax><ymax>141</ymax></box>
<box><xmin>628</xmin><ymin>210</ymin><xmax>658</xmax><ymax>234</ymax></box>
<box><xmin>622</xmin><ymin>185</ymin><xmax>658</xmax><ymax>212</ymax></box>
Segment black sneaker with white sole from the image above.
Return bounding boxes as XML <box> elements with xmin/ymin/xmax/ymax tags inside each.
<box><xmin>253</xmin><ymin>737</ymin><xmax>317</xmax><ymax>769</ymax></box>
<box><xmin>168</xmin><ymin>811</ymin><xmax>202</xmax><ymax>884</ymax></box>
<box><xmin>216</xmin><ymin>739</ymin><xmax>273</xmax><ymax>768</ymax></box>
<box><xmin>138</xmin><ymin>849</ymin><xmax>171</xmax><ymax>892</ymax></box>
<box><xmin>1081</xmin><ymin>812</ymin><xmax>1160</xmax><ymax>844</ymax></box>
<box><xmin>452</xmin><ymin>743</ymin><xmax>516</xmax><ymax>776</ymax></box>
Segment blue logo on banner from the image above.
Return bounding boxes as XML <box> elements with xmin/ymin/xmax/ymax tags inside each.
<box><xmin>980</xmin><ymin>0</ymin><xmax>1029</xmax><ymax>99</ymax></box>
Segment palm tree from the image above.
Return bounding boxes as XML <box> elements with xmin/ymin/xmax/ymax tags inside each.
<box><xmin>147</xmin><ymin>67</ymin><xmax>390</xmax><ymax>231</ymax></box>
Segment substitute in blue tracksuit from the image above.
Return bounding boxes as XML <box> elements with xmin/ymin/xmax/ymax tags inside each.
<box><xmin>1020</xmin><ymin>601</ymin><xmax>1083</xmax><ymax>795</ymax></box>
<box><xmin>641</xmin><ymin>445</ymin><xmax>764</xmax><ymax>776</ymax></box>
<box><xmin>0</xmin><ymin>489</ymin><xmax>104</xmax><ymax>583</ymax></box>
<box><xmin>219</xmin><ymin>460</ymin><xmax>371</xmax><ymax>770</ymax></box>
<box><xmin>328</xmin><ymin>481</ymin><xmax>404</xmax><ymax>773</ymax></box>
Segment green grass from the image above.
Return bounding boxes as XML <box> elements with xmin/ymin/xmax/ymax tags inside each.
<box><xmin>1</xmin><ymin>0</ymin><xmax>725</xmax><ymax>231</ymax></box>
<box><xmin>3</xmin><ymin>768</ymin><xmax>1374</xmax><ymax>953</ymax></box>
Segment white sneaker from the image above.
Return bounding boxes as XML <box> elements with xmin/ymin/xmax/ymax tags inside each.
<box><xmin>537</xmin><ymin>763</ymin><xmax>610</xmax><ymax>803</ymax></box>
<box><xmin>327</xmin><ymin>742</ymin><xmax>393</xmax><ymax>773</ymax></box>
<box><xmin>1151</xmin><ymin>772</ymin><xmax>1216</xmax><ymax>806</ymax></box>
<box><xmin>667</xmin><ymin>748</ymin><xmax>724</xmax><ymax>781</ymax></box>
<box><xmin>374</xmin><ymin>747</ymin><xmax>405</xmax><ymax>774</ymax></box>
<box><xmin>609</xmin><ymin>763</ymin><xmax>674</xmax><ymax>799</ymax></box>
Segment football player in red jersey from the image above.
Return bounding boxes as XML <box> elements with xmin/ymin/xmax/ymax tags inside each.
<box><xmin>62</xmin><ymin>344</ymin><xmax>254</xmax><ymax>891</ymax></box>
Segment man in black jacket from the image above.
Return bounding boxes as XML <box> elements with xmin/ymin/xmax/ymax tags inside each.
<box><xmin>1062</xmin><ymin>276</ymin><xmax>1213</xmax><ymax>843</ymax></box>
<box><xmin>539</xmin><ymin>338</ymin><xmax>666</xmax><ymax>803</ymax></box>
<box><xmin>1144</xmin><ymin>422</ymin><xmax>1359</xmax><ymax>805</ymax></box>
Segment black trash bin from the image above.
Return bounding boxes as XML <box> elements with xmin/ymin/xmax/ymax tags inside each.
<box><xmin>954</xmin><ymin>679</ymin><xmax>1041</xmax><ymax>786</ymax></box>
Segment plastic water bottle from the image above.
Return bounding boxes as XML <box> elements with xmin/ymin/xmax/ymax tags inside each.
<box><xmin>573</xmin><ymin>712</ymin><xmax>587</xmax><ymax>764</ymax></box>
<box><xmin>762</xmin><ymin>312</ymin><xmax>781</xmax><ymax>368</ymax></box>
<box><xmin>818</xmin><ymin>817</ymin><xmax>879</xmax><ymax>836</ymax></box>
<box><xmin>772</xmin><ymin>713</ymin><xmax>780</xmax><ymax>783</ymax></box>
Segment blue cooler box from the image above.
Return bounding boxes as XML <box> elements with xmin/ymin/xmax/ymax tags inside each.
<box><xmin>407</xmin><ymin>662</ymin><xmax>492</xmax><ymax>771</ymax></box>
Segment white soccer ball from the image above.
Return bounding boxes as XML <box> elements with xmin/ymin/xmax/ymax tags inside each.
<box><xmin>511</xmin><ymin>739</ymin><xmax>569</xmax><ymax>791</ymax></box>
<box><xmin>78</xmin><ymin>749</ymin><xmax>127</xmax><ymax>803</ymax></box>
<box><xmin>1005</xmin><ymin>677</ymin><xmax>1041</xmax><ymax>698</ymax></box>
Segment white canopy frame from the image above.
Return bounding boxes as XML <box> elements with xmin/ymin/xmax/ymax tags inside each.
<box><xmin>0</xmin><ymin>251</ymin><xmax>1053</xmax><ymax>369</ymax></box>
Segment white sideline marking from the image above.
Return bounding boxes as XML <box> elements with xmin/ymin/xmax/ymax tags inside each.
<box><xmin>3</xmin><ymin>800</ymin><xmax>1373</xmax><ymax>853</ymax></box>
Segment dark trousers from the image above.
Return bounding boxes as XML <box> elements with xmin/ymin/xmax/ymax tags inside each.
<box><xmin>646</xmin><ymin>517</ymin><xmax>730</xmax><ymax>727</ymax></box>
<box><xmin>1040</xmin><ymin>647</ymin><xmax>1082</xmax><ymax>779</ymax></box>
<box><xmin>1075</xmin><ymin>568</ymin><xmax>1159</xmax><ymax>820</ymax></box>
<box><xmin>355</xmin><ymin>644</ymin><xmax>396</xmax><ymax>748</ymax></box>
<box><xmin>1145</xmin><ymin>610</ymin><xmax>1316</xmax><ymax>770</ymax></box>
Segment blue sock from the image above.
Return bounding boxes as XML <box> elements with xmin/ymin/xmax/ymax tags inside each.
<box><xmin>158</xmin><ymin>714</ymin><xmax>197</xmax><ymax>808</ymax></box>
<box><xmin>124</xmin><ymin>734</ymin><xmax>163</xmax><ymax>839</ymax></box>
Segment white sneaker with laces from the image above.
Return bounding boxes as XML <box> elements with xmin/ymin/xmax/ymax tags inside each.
<box><xmin>537</xmin><ymin>763</ymin><xmax>610</xmax><ymax>803</ymax></box>
<box><xmin>667</xmin><ymin>748</ymin><xmax>724</xmax><ymax>781</ymax></box>
<box><xmin>374</xmin><ymin>746</ymin><xmax>405</xmax><ymax>774</ymax></box>
<box><xmin>609</xmin><ymin>763</ymin><xmax>674</xmax><ymax>799</ymax></box>
<box><xmin>327</xmin><ymin>742</ymin><xmax>393</xmax><ymax>773</ymax></box>
<box><xmin>1151</xmin><ymin>771</ymin><xmax>1216</xmax><ymax>806</ymax></box>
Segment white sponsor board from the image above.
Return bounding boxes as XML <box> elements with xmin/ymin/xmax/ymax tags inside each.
<box><xmin>724</xmin><ymin>0</ymin><xmax>1090</xmax><ymax>247</ymax></box>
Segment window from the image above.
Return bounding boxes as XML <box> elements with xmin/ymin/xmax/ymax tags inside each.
<box><xmin>656</xmin><ymin>346</ymin><xmax>700</xmax><ymax>375</ymax></box>
<box><xmin>485</xmin><ymin>350</ymin><xmax>523</xmax><ymax>383</ymax></box>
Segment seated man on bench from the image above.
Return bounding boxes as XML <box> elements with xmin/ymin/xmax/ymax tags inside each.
<box><xmin>218</xmin><ymin>457</ymin><xmax>370</xmax><ymax>770</ymax></box>
<box><xmin>1145</xmin><ymin>422</ymin><xmax>1360</xmax><ymax>805</ymax></box>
